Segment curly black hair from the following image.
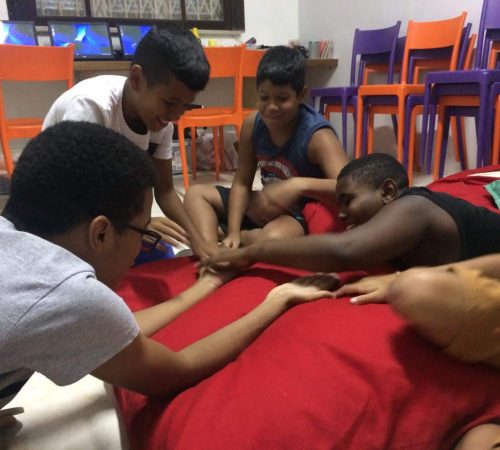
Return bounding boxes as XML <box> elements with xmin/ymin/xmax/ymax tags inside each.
<box><xmin>256</xmin><ymin>45</ymin><xmax>306</xmax><ymax>95</ymax></box>
<box><xmin>132</xmin><ymin>25</ymin><xmax>210</xmax><ymax>91</ymax></box>
<box><xmin>337</xmin><ymin>153</ymin><xmax>409</xmax><ymax>190</ymax></box>
<box><xmin>2</xmin><ymin>121</ymin><xmax>156</xmax><ymax>237</ymax></box>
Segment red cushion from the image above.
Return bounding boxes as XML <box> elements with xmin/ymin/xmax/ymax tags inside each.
<box><xmin>303</xmin><ymin>202</ymin><xmax>345</xmax><ymax>234</ymax></box>
<box><xmin>115</xmin><ymin>260</ymin><xmax>500</xmax><ymax>450</ymax></box>
<box><xmin>114</xmin><ymin>166</ymin><xmax>500</xmax><ymax>449</ymax></box>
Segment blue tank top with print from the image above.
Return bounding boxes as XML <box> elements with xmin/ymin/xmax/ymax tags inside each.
<box><xmin>252</xmin><ymin>103</ymin><xmax>335</xmax><ymax>186</ymax></box>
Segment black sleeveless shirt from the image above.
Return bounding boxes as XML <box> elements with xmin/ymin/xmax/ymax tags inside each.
<box><xmin>399</xmin><ymin>187</ymin><xmax>500</xmax><ymax>260</ymax></box>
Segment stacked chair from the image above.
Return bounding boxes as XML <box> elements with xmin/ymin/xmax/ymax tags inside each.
<box><xmin>419</xmin><ymin>0</ymin><xmax>500</xmax><ymax>179</ymax></box>
<box><xmin>354</xmin><ymin>12</ymin><xmax>467</xmax><ymax>183</ymax></box>
<box><xmin>309</xmin><ymin>22</ymin><xmax>401</xmax><ymax>155</ymax></box>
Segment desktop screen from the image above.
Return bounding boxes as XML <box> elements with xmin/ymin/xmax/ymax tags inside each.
<box><xmin>118</xmin><ymin>24</ymin><xmax>152</xmax><ymax>58</ymax></box>
<box><xmin>49</xmin><ymin>22</ymin><xmax>113</xmax><ymax>59</ymax></box>
<box><xmin>0</xmin><ymin>21</ymin><xmax>37</xmax><ymax>45</ymax></box>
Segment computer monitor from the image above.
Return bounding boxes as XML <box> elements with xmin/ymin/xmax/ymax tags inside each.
<box><xmin>118</xmin><ymin>24</ymin><xmax>153</xmax><ymax>59</ymax></box>
<box><xmin>48</xmin><ymin>21</ymin><xmax>113</xmax><ymax>60</ymax></box>
<box><xmin>0</xmin><ymin>21</ymin><xmax>37</xmax><ymax>45</ymax></box>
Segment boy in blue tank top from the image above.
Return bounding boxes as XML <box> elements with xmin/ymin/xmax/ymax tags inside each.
<box><xmin>184</xmin><ymin>46</ymin><xmax>347</xmax><ymax>251</ymax></box>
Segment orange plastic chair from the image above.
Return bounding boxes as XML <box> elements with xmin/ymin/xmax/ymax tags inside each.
<box><xmin>239</xmin><ymin>48</ymin><xmax>265</xmax><ymax>124</ymax></box>
<box><xmin>355</xmin><ymin>13</ymin><xmax>466</xmax><ymax>181</ymax></box>
<box><xmin>177</xmin><ymin>45</ymin><xmax>244</xmax><ymax>189</ymax></box>
<box><xmin>0</xmin><ymin>44</ymin><xmax>74</xmax><ymax>177</ymax></box>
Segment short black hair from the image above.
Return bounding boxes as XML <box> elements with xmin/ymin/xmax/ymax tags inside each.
<box><xmin>2</xmin><ymin>121</ymin><xmax>157</xmax><ymax>237</ymax></box>
<box><xmin>256</xmin><ymin>45</ymin><xmax>306</xmax><ymax>95</ymax></box>
<box><xmin>132</xmin><ymin>25</ymin><xmax>210</xmax><ymax>91</ymax></box>
<box><xmin>337</xmin><ymin>154</ymin><xmax>409</xmax><ymax>190</ymax></box>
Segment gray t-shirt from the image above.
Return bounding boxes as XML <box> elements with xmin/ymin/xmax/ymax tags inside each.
<box><xmin>0</xmin><ymin>217</ymin><xmax>139</xmax><ymax>408</ymax></box>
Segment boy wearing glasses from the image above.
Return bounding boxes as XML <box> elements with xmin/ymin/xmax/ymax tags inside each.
<box><xmin>43</xmin><ymin>25</ymin><xmax>212</xmax><ymax>258</ymax></box>
<box><xmin>0</xmin><ymin>122</ymin><xmax>337</xmax><ymax>422</ymax></box>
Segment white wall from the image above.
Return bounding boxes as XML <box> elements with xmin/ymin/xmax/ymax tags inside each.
<box><xmin>298</xmin><ymin>0</ymin><xmax>483</xmax><ymax>162</ymax></box>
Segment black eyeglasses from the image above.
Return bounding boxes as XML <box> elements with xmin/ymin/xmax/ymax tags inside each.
<box><xmin>121</xmin><ymin>223</ymin><xmax>162</xmax><ymax>252</ymax></box>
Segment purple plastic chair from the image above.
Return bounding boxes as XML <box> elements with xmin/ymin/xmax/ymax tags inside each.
<box><xmin>421</xmin><ymin>0</ymin><xmax>500</xmax><ymax>176</ymax></box>
<box><xmin>309</xmin><ymin>22</ymin><xmax>400</xmax><ymax>155</ymax></box>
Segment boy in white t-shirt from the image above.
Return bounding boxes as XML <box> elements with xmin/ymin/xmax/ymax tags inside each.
<box><xmin>43</xmin><ymin>25</ymin><xmax>213</xmax><ymax>258</ymax></box>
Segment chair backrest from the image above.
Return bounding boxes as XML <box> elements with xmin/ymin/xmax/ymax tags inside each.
<box><xmin>476</xmin><ymin>0</ymin><xmax>500</xmax><ymax>68</ymax></box>
<box><xmin>400</xmin><ymin>12</ymin><xmax>466</xmax><ymax>84</ymax></box>
<box><xmin>349</xmin><ymin>21</ymin><xmax>401</xmax><ymax>87</ymax></box>
<box><xmin>241</xmin><ymin>48</ymin><xmax>265</xmax><ymax>78</ymax></box>
<box><xmin>203</xmin><ymin>45</ymin><xmax>244</xmax><ymax>111</ymax></box>
<box><xmin>0</xmin><ymin>44</ymin><xmax>74</xmax><ymax>85</ymax></box>
<box><xmin>407</xmin><ymin>23</ymin><xmax>472</xmax><ymax>83</ymax></box>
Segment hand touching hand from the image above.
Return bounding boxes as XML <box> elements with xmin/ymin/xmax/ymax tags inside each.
<box><xmin>220</xmin><ymin>232</ymin><xmax>241</xmax><ymax>249</ymax></box>
<box><xmin>199</xmin><ymin>246</ymin><xmax>254</xmax><ymax>272</ymax></box>
<box><xmin>265</xmin><ymin>273</ymin><xmax>339</xmax><ymax>307</ymax></box>
<box><xmin>332</xmin><ymin>273</ymin><xmax>400</xmax><ymax>305</ymax></box>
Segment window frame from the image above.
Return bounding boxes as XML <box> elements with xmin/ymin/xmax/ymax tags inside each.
<box><xmin>6</xmin><ymin>0</ymin><xmax>245</xmax><ymax>31</ymax></box>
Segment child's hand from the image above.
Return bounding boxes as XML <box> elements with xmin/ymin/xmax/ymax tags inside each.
<box><xmin>199</xmin><ymin>246</ymin><xmax>254</xmax><ymax>272</ymax></box>
<box><xmin>198</xmin><ymin>267</ymin><xmax>238</xmax><ymax>288</ymax></box>
<box><xmin>149</xmin><ymin>217</ymin><xmax>190</xmax><ymax>246</ymax></box>
<box><xmin>332</xmin><ymin>273</ymin><xmax>400</xmax><ymax>305</ymax></box>
<box><xmin>220</xmin><ymin>232</ymin><xmax>241</xmax><ymax>249</ymax></box>
<box><xmin>265</xmin><ymin>273</ymin><xmax>339</xmax><ymax>307</ymax></box>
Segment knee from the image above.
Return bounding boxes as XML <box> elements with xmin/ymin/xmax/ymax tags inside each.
<box><xmin>184</xmin><ymin>184</ymin><xmax>214</xmax><ymax>206</ymax></box>
<box><xmin>261</xmin><ymin>227</ymin><xmax>287</xmax><ymax>241</ymax></box>
<box><xmin>388</xmin><ymin>268</ymin><xmax>444</xmax><ymax>318</ymax></box>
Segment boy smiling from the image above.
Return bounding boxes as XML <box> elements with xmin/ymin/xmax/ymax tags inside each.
<box><xmin>43</xmin><ymin>25</ymin><xmax>212</xmax><ymax>258</ymax></box>
<box><xmin>185</xmin><ymin>45</ymin><xmax>347</xmax><ymax>250</ymax></box>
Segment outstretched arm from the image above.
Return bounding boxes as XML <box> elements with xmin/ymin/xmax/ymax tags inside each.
<box><xmin>133</xmin><ymin>271</ymin><xmax>234</xmax><ymax>337</ymax></box>
<box><xmin>93</xmin><ymin>273</ymin><xmax>338</xmax><ymax>398</ymax></box>
<box><xmin>201</xmin><ymin>197</ymin><xmax>430</xmax><ymax>273</ymax></box>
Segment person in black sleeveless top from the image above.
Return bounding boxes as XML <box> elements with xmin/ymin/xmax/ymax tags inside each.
<box><xmin>201</xmin><ymin>153</ymin><xmax>500</xmax><ymax>273</ymax></box>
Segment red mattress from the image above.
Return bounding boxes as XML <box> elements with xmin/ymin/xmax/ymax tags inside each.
<box><xmin>115</xmin><ymin>166</ymin><xmax>500</xmax><ymax>450</ymax></box>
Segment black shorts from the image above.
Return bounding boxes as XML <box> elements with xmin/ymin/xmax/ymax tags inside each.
<box><xmin>215</xmin><ymin>185</ymin><xmax>307</xmax><ymax>234</ymax></box>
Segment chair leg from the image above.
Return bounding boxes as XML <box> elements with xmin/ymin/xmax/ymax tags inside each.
<box><xmin>456</xmin><ymin>117</ymin><xmax>468</xmax><ymax>170</ymax></box>
<box><xmin>406</xmin><ymin>106</ymin><xmax>420</xmax><ymax>186</ymax></box>
<box><xmin>355</xmin><ymin>95</ymin><xmax>364</xmax><ymax>159</ymax></box>
<box><xmin>341</xmin><ymin>98</ymin><xmax>348</xmax><ymax>153</ymax></box>
<box><xmin>218</xmin><ymin>125</ymin><xmax>225</xmax><ymax>171</ymax></box>
<box><xmin>390</xmin><ymin>114</ymin><xmax>398</xmax><ymax>138</ymax></box>
<box><xmin>190</xmin><ymin>127</ymin><xmax>197</xmax><ymax>180</ymax></box>
<box><xmin>213</xmin><ymin>127</ymin><xmax>220</xmax><ymax>181</ymax></box>
<box><xmin>439</xmin><ymin>113</ymin><xmax>451</xmax><ymax>179</ymax></box>
<box><xmin>493</xmin><ymin>97</ymin><xmax>500</xmax><ymax>165</ymax></box>
<box><xmin>367</xmin><ymin>109</ymin><xmax>374</xmax><ymax>155</ymax></box>
<box><xmin>432</xmin><ymin>115</ymin><xmax>443</xmax><ymax>181</ymax></box>
<box><xmin>396</xmin><ymin>98</ymin><xmax>405</xmax><ymax>164</ymax></box>
<box><xmin>0</xmin><ymin>135</ymin><xmax>14</xmax><ymax>177</ymax></box>
<box><xmin>177</xmin><ymin>125</ymin><xmax>190</xmax><ymax>190</ymax></box>
<box><xmin>190</xmin><ymin>127</ymin><xmax>197</xmax><ymax>179</ymax></box>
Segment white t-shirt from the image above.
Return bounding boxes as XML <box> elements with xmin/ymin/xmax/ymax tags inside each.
<box><xmin>0</xmin><ymin>217</ymin><xmax>139</xmax><ymax>408</ymax></box>
<box><xmin>43</xmin><ymin>75</ymin><xmax>173</xmax><ymax>160</ymax></box>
